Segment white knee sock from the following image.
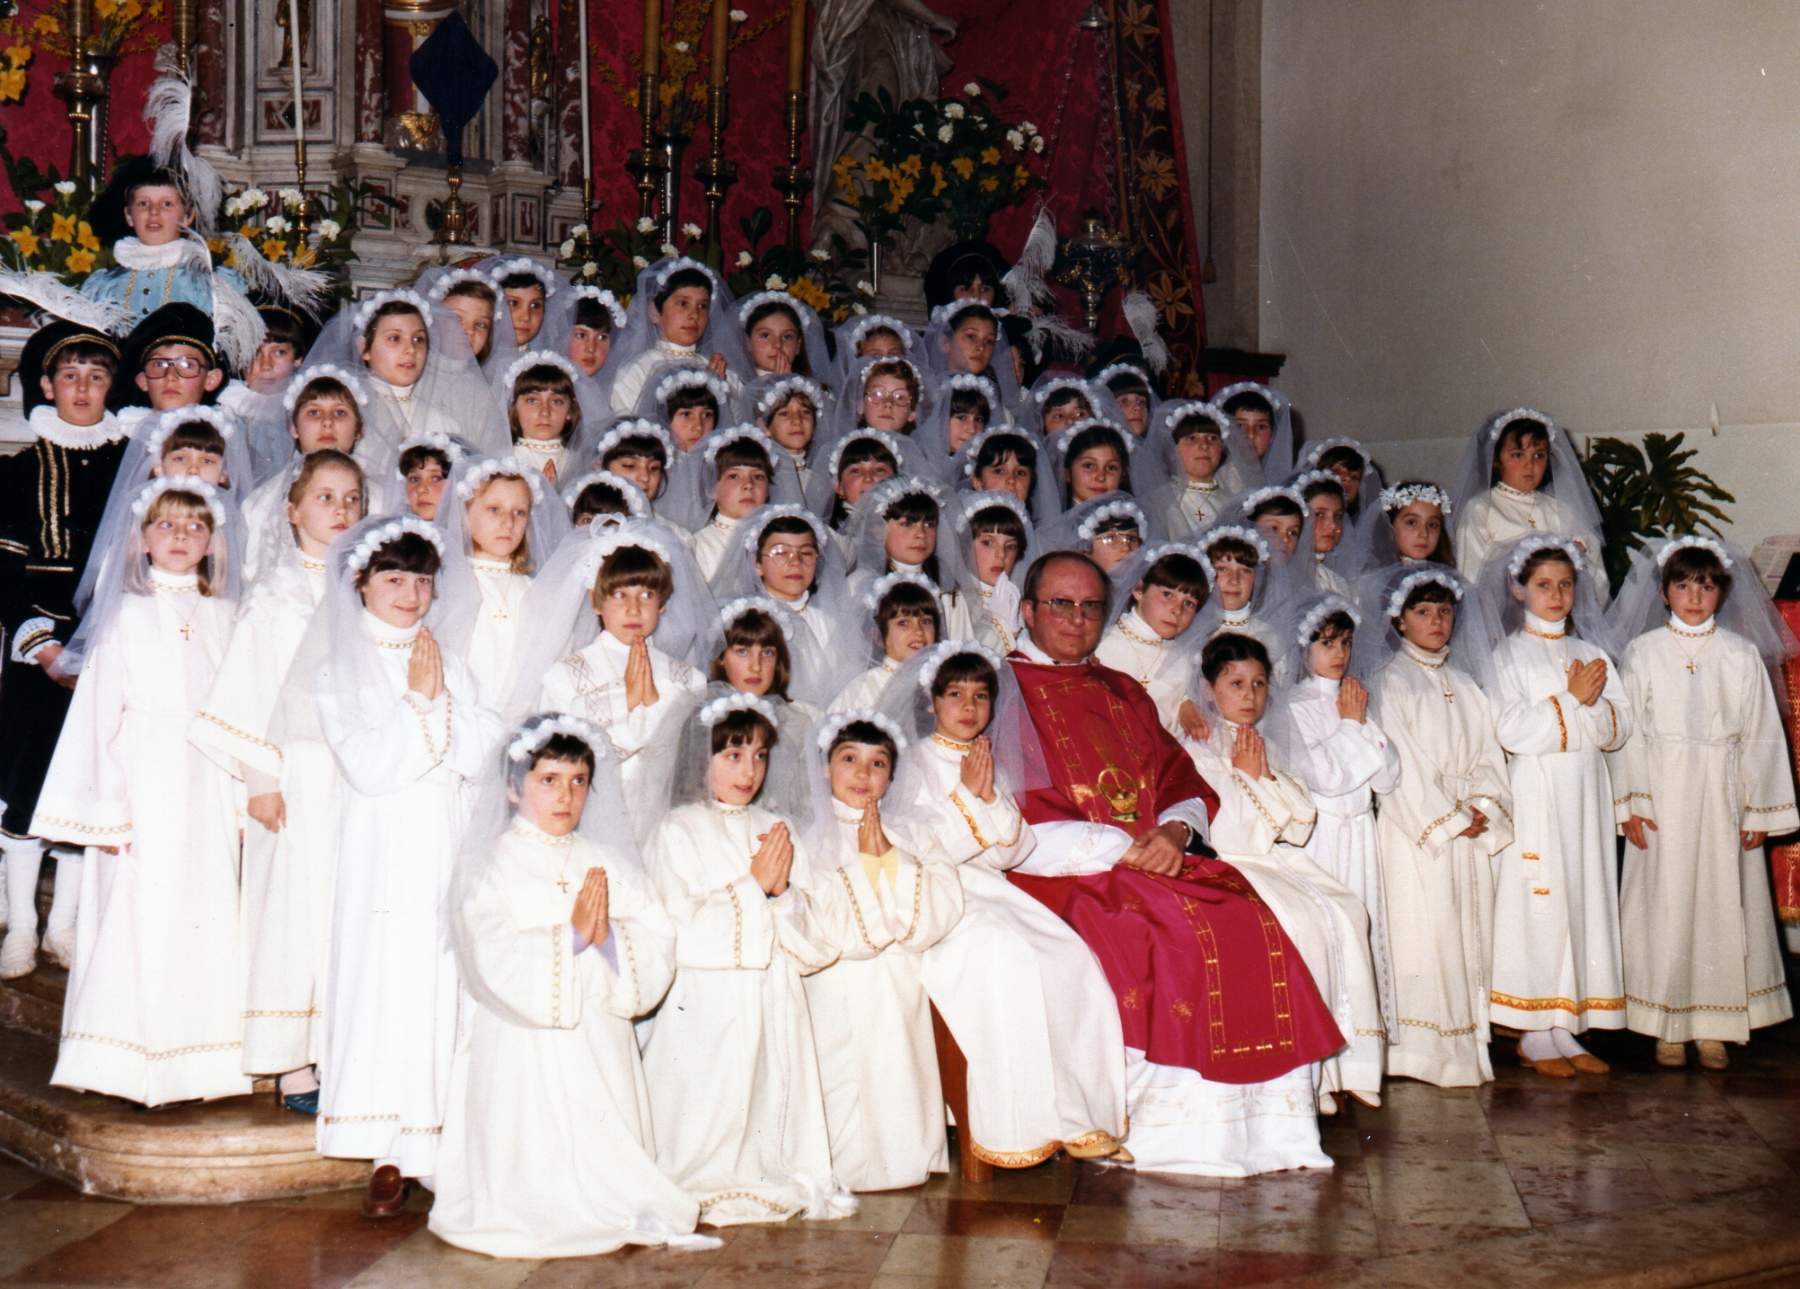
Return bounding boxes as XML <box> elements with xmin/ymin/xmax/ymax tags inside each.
<box><xmin>1</xmin><ymin>838</ymin><xmax>45</xmax><ymax>938</ymax></box>
<box><xmin>1549</xmin><ymin>1027</ymin><xmax>1588</xmax><ymax>1058</ymax></box>
<box><xmin>44</xmin><ymin>846</ymin><xmax>81</xmax><ymax>936</ymax></box>
<box><xmin>1519</xmin><ymin>1030</ymin><xmax>1560</xmax><ymax>1062</ymax></box>
<box><xmin>277</xmin><ymin>1067</ymin><xmax>320</xmax><ymax>1096</ymax></box>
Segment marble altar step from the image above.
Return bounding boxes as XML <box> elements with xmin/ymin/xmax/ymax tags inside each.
<box><xmin>0</xmin><ymin>1022</ymin><xmax>363</xmax><ymax>1203</ymax></box>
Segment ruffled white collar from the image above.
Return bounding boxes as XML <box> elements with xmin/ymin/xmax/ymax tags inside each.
<box><xmin>148</xmin><ymin>566</ymin><xmax>200</xmax><ymax>592</ymax></box>
<box><xmin>1184</xmin><ymin>476</ymin><xmax>1221</xmax><ymax>492</ymax></box>
<box><xmin>362</xmin><ymin>609</ymin><xmax>422</xmax><ymax>645</ymax></box>
<box><xmin>470</xmin><ymin>555</ymin><xmax>517</xmax><ymax>574</ymax></box>
<box><xmin>111</xmin><ymin>237</ymin><xmax>194</xmax><ymax>269</ymax></box>
<box><xmin>29</xmin><ymin>404</ymin><xmax>124</xmax><ymax>450</ymax></box>
<box><xmin>1219</xmin><ymin>604</ymin><xmax>1252</xmax><ymax>627</ymax></box>
<box><xmin>831</xmin><ymin>796</ymin><xmax>872</xmax><ymax>824</ymax></box>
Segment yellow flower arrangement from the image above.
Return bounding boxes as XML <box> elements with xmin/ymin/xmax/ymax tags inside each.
<box><xmin>11</xmin><ymin>227</ymin><xmax>40</xmax><ymax>257</ymax></box>
<box><xmin>2</xmin><ymin>180</ymin><xmax>116</xmax><ymax>282</ymax></box>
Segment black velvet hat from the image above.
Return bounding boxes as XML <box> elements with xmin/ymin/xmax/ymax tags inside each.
<box><xmin>17</xmin><ymin>321</ymin><xmax>121</xmax><ymax>414</ymax></box>
<box><xmin>924</xmin><ymin>239</ymin><xmax>1011</xmax><ymax>312</ymax></box>
<box><xmin>88</xmin><ymin>155</ymin><xmax>188</xmax><ymax>247</ymax></box>
<box><xmin>110</xmin><ymin>302</ymin><xmax>219</xmax><ymax>409</ymax></box>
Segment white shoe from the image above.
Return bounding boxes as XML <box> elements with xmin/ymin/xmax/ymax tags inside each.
<box><xmin>42</xmin><ymin>925</ymin><xmax>75</xmax><ymax>971</ymax></box>
<box><xmin>0</xmin><ymin>928</ymin><xmax>39</xmax><ymax>979</ymax></box>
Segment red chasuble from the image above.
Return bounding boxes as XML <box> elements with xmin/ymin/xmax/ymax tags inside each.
<box><xmin>1006</xmin><ymin>655</ymin><xmax>1343</xmax><ymax>1083</ymax></box>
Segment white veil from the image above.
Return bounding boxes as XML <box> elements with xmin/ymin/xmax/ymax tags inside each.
<box><xmin>432</xmin><ymin>453</ymin><xmax>571</xmax><ymax>653</ymax></box>
<box><xmin>1449</xmin><ymin>406</ymin><xmax>1603</xmax><ymax>538</ymax></box>
<box><xmin>1210</xmin><ymin>381</ymin><xmax>1294</xmax><ymax>486</ymax></box>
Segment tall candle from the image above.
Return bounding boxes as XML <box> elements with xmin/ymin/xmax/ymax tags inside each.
<box><xmin>577</xmin><ymin>0</ymin><xmax>592</xmax><ymax>194</ymax></box>
<box><xmin>709</xmin><ymin>0</ymin><xmax>728</xmax><ymax>90</ymax></box>
<box><xmin>786</xmin><ymin>0</ymin><xmax>806</xmax><ymax>94</ymax></box>
<box><xmin>643</xmin><ymin>0</ymin><xmax>661</xmax><ymax>78</ymax></box>
<box><xmin>287</xmin><ymin>0</ymin><xmax>304</xmax><ymax>142</ymax></box>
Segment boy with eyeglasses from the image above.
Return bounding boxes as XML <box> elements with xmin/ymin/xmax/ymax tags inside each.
<box><xmin>109</xmin><ymin>303</ymin><xmax>226</xmax><ymax>438</ymax></box>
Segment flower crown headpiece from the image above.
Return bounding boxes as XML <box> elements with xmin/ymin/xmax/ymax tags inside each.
<box><xmin>1241</xmin><ymin>484</ymin><xmax>1306</xmax><ymax>514</ymax></box>
<box><xmin>1163</xmin><ymin>400</ymin><xmax>1231</xmax><ymax>437</ymax></box>
<box><xmin>719</xmin><ymin>594</ymin><xmax>796</xmax><ymax>643</ymax></box>
<box><xmin>700</xmin><ymin>690</ymin><xmax>779</xmax><ymax>729</ymax></box>
<box><xmin>1505</xmin><ymin>533</ymin><xmax>1585</xmax><ymax>581</ymax></box>
<box><xmin>959</xmin><ymin>423</ymin><xmax>1037</xmax><ymax>476</ymax></box>
<box><xmin>917</xmin><ymin>639</ymin><xmax>1007</xmax><ymax>694</ymax></box>
<box><xmin>561</xmin><ymin>467</ymin><xmax>651</xmax><ymax>518</ymax></box>
<box><xmin>1384</xmin><ymin>568</ymin><xmax>1464</xmax><ymax>620</ymax></box>
<box><xmin>942</xmin><ymin>372</ymin><xmax>999</xmax><ymax>406</ymax></box>
<box><xmin>929</xmin><ymin>298</ymin><xmax>1004</xmax><ymax>329</ymax></box>
<box><xmin>502</xmin><ymin>350</ymin><xmax>583</xmax><ymax>401</ymax></box>
<box><xmin>737</xmin><ymin>289</ymin><xmax>817</xmax><ymax>327</ymax></box>
<box><xmin>1094</xmin><ymin>361</ymin><xmax>1151</xmax><ymax>389</ymax></box>
<box><xmin>454</xmin><ymin>456</ymin><xmax>546</xmax><ymax>506</ymax></box>
<box><xmin>845</xmin><ymin>313</ymin><xmax>914</xmax><ymax>352</ymax></box>
<box><xmin>652</xmin><ymin>255</ymin><xmax>718</xmax><ymax>290</ymax></box>
<box><xmin>424</xmin><ymin>267</ymin><xmax>496</xmax><ymax>303</ymax></box>
<box><xmin>1289</xmin><ymin>469</ymin><xmax>1345</xmax><ymax>501</ymax></box>
<box><xmin>1654</xmin><ymin>535</ymin><xmax>1732</xmax><ymax>569</ymax></box>
<box><xmin>1379</xmin><ymin>482</ymin><xmax>1452</xmax><ymax>516</ymax></box>
<box><xmin>654</xmin><ymin>367</ymin><xmax>731</xmax><ymax>408</ymax></box>
<box><xmin>506</xmin><ymin>713</ymin><xmax>609</xmax><ymax>764</ymax></box>
<box><xmin>756</xmin><ymin>376</ymin><xmax>824</xmax><ymax>421</ymax></box>
<box><xmin>955</xmin><ymin>487</ymin><xmax>1031</xmax><ymax>535</ymax></box>
<box><xmin>1297</xmin><ymin>594</ymin><xmax>1362</xmax><ymax>646</ymax></box>
<box><xmin>394</xmin><ymin>430</ymin><xmax>465</xmax><ymax>472</ymax></box>
<box><xmin>585</xmin><ymin>521</ymin><xmax>673</xmax><ymax>572</ymax></box>
<box><xmin>489</xmin><ymin>257</ymin><xmax>560</xmax><ymax>296</ymax></box>
<box><xmin>702</xmin><ymin>424</ymin><xmax>777</xmax><ymax>466</ymax></box>
<box><xmin>864</xmin><ymin>568</ymin><xmax>938</xmax><ymax>612</ymax></box>
<box><xmin>1484</xmin><ymin>407</ymin><xmax>1556</xmax><ymax>442</ymax></box>
<box><xmin>816</xmin><ymin>706</ymin><xmax>908</xmax><ymax>754</ymax></box>
<box><xmin>1076</xmin><ymin>498</ymin><xmax>1147</xmax><ymax>545</ymax></box>
<box><xmin>866</xmin><ymin>474</ymin><xmax>945</xmax><ymax>515</ymax></box>
<box><xmin>1135</xmin><ymin>540</ymin><xmax>1214</xmax><ymax>584</ymax></box>
<box><xmin>827</xmin><ymin>426</ymin><xmax>904</xmax><ymax>477</ymax></box>
<box><xmin>744</xmin><ymin>502</ymin><xmax>829</xmax><ymax>554</ymax></box>
<box><xmin>130</xmin><ymin>474</ymin><xmax>227</xmax><ymax>528</ymax></box>
<box><xmin>1201</xmin><ymin>523</ymin><xmax>1271</xmax><ymax>565</ymax></box>
<box><xmin>1210</xmin><ymin>380</ymin><xmax>1283</xmax><ymax>411</ymax></box>
<box><xmin>1303</xmin><ymin>436</ymin><xmax>1366</xmax><ymax>468</ymax></box>
<box><xmin>345</xmin><ymin>514</ymin><xmax>445</xmax><ymax>574</ymax></box>
<box><xmin>1031</xmin><ymin>376</ymin><xmax>1093</xmax><ymax>408</ymax></box>
<box><xmin>352</xmin><ymin>289</ymin><xmax>431</xmax><ymax>334</ymax></box>
<box><xmin>594</xmin><ymin>419</ymin><xmax>676</xmax><ymax>464</ymax></box>
<box><xmin>284</xmin><ymin>364</ymin><xmax>370</xmax><ymax>413</ymax></box>
<box><xmin>1054</xmin><ymin>417</ymin><xmax>1137</xmax><ymax>457</ymax></box>
<box><xmin>144</xmin><ymin>405</ymin><xmax>239</xmax><ymax>457</ymax></box>
<box><xmin>569</xmin><ymin>285</ymin><xmax>627</xmax><ymax>330</ymax></box>
<box><xmin>859</xmin><ymin>354</ymin><xmax>925</xmax><ymax>391</ymax></box>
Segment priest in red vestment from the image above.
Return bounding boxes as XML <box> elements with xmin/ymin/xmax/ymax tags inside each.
<box><xmin>1002</xmin><ymin>552</ymin><xmax>1342</xmax><ymax>1176</ymax></box>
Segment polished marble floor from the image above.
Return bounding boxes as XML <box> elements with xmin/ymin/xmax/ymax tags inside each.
<box><xmin>2</xmin><ymin>1016</ymin><xmax>1799</xmax><ymax>1289</ymax></box>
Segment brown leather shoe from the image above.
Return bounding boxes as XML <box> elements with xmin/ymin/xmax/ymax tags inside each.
<box><xmin>1519</xmin><ymin>1044</ymin><xmax>1576</xmax><ymax>1078</ymax></box>
<box><xmin>362</xmin><ymin>1164</ymin><xmax>409</xmax><ymax>1218</ymax></box>
<box><xmin>1567</xmin><ymin>1052</ymin><xmax>1609</xmax><ymax>1075</ymax></box>
<box><xmin>1696</xmin><ymin>1040</ymin><xmax>1730</xmax><ymax>1071</ymax></box>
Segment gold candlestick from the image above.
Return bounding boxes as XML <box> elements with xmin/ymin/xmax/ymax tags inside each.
<box><xmin>695</xmin><ymin>83</ymin><xmax>736</xmax><ymax>251</ymax></box>
<box><xmin>172</xmin><ymin>0</ymin><xmax>198</xmax><ymax>76</ymax></box>
<box><xmin>53</xmin><ymin>0</ymin><xmax>102</xmax><ymax>183</ymax></box>
<box><xmin>625</xmin><ymin>71</ymin><xmax>665</xmax><ymax>222</ymax></box>
<box><xmin>772</xmin><ymin>89</ymin><xmax>809</xmax><ymax>248</ymax></box>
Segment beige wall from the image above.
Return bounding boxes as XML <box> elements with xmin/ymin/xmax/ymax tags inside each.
<box><xmin>1257</xmin><ymin>0</ymin><xmax>1800</xmax><ymax>547</ymax></box>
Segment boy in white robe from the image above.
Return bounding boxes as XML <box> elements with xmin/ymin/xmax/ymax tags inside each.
<box><xmin>802</xmin><ymin>711</ymin><xmax>965</xmax><ymax>1191</ymax></box>
<box><xmin>1610</xmin><ymin>540</ymin><xmax>1798</xmax><ymax>1070</ymax></box>
<box><xmin>642</xmin><ymin>692</ymin><xmax>858</xmax><ymax>1225</ymax></box>
<box><xmin>1180</xmin><ymin>632</ymin><xmax>1387</xmax><ymax>1109</ymax></box>
<box><xmin>432</xmin><ymin>716</ymin><xmax>711</xmax><ymax>1258</ymax></box>
<box><xmin>1368</xmin><ymin>573</ymin><xmax>1512</xmax><ymax>1087</ymax></box>
<box><xmin>888</xmin><ymin>644</ymin><xmax>1129</xmax><ymax>1168</ymax></box>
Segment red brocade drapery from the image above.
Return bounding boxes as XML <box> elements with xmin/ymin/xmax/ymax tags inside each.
<box><xmin>1771</xmin><ymin>601</ymin><xmax>1800</xmax><ymax>924</ymax></box>
<box><xmin>1003</xmin><ymin>655</ymin><xmax>1341</xmax><ymax>1082</ymax></box>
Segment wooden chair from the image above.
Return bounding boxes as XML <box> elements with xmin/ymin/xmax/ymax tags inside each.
<box><xmin>930</xmin><ymin>1002</ymin><xmax>993</xmax><ymax>1183</ymax></box>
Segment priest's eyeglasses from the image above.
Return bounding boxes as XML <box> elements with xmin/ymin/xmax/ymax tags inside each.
<box><xmin>1034</xmin><ymin>597</ymin><xmax>1108</xmax><ymax>620</ymax></box>
<box><xmin>145</xmin><ymin>356</ymin><xmax>206</xmax><ymax>377</ymax></box>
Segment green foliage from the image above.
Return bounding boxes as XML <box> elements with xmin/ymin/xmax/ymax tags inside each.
<box><xmin>1581</xmin><ymin>432</ymin><xmax>1734</xmax><ymax>591</ymax></box>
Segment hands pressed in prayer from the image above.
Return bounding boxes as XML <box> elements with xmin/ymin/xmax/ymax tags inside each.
<box><xmin>1566</xmin><ymin>657</ymin><xmax>1606</xmax><ymax>707</ymax></box>
<box><xmin>624</xmin><ymin>640</ymin><xmax>659</xmax><ymax>711</ymax></box>
<box><xmin>762</xmin><ymin>349</ymin><xmax>793</xmax><ymax>376</ymax></box>
<box><xmin>1177</xmin><ymin>699</ymin><xmax>1209</xmax><ymax>743</ymax></box>
<box><xmin>1742</xmin><ymin>830</ymin><xmax>1768</xmax><ymax>851</ymax></box>
<box><xmin>408</xmin><ymin>628</ymin><xmax>445</xmax><ymax>700</ymax></box>
<box><xmin>858</xmin><ymin>802</ymin><xmax>892</xmax><ymax>860</ymax></box>
<box><xmin>1337</xmin><ymin>676</ymin><xmax>1369</xmax><ymax>723</ymax></box>
<box><xmin>1118</xmin><ymin>821</ymin><xmax>1188</xmax><ymax>877</ymax></box>
<box><xmin>571</xmin><ymin>867</ymin><xmax>610</xmax><ymax>947</ymax></box>
<box><xmin>1621</xmin><ymin>814</ymin><xmax>1657</xmax><ymax>850</ymax></box>
<box><xmin>707</xmin><ymin>352</ymin><xmax>729</xmax><ymax>378</ymax></box>
<box><xmin>1231</xmin><ymin>724</ymin><xmax>1271</xmax><ymax>781</ymax></box>
<box><xmin>543</xmin><ymin>459</ymin><xmax>558</xmax><ymax>485</ymax></box>
<box><xmin>751</xmin><ymin>821</ymin><xmax>794</xmax><ymax>896</ymax></box>
<box><xmin>1458</xmin><ymin>806</ymin><xmax>1490</xmax><ymax>840</ymax></box>
<box><xmin>247</xmin><ymin>791</ymin><xmax>287</xmax><ymax>834</ymax></box>
<box><xmin>36</xmin><ymin>644</ymin><xmax>77</xmax><ymax>690</ymax></box>
<box><xmin>959</xmin><ymin>736</ymin><xmax>997</xmax><ymax>804</ymax></box>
